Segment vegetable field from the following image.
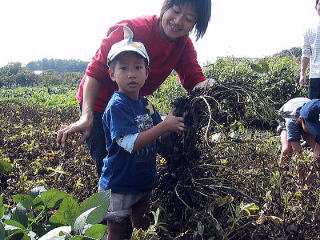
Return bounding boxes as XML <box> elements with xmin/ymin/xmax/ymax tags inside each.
<box><xmin>1</xmin><ymin>57</ymin><xmax>320</xmax><ymax>239</ymax></box>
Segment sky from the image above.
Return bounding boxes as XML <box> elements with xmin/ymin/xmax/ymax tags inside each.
<box><xmin>0</xmin><ymin>0</ymin><xmax>318</xmax><ymax>68</ymax></box>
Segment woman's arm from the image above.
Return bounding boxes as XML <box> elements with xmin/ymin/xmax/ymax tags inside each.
<box><xmin>56</xmin><ymin>75</ymin><xmax>100</xmax><ymax>147</ymax></box>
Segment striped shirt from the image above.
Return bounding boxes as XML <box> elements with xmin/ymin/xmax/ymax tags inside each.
<box><xmin>302</xmin><ymin>22</ymin><xmax>320</xmax><ymax>78</ymax></box>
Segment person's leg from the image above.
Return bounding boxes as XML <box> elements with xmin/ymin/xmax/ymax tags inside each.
<box><xmin>131</xmin><ymin>193</ymin><xmax>151</xmax><ymax>231</ymax></box>
<box><xmin>107</xmin><ymin>218</ymin><xmax>132</xmax><ymax>240</ymax></box>
<box><xmin>308</xmin><ymin>78</ymin><xmax>320</xmax><ymax>99</ymax></box>
<box><xmin>305</xmin><ymin>157</ymin><xmax>320</xmax><ymax>185</ymax></box>
<box><xmin>304</xmin><ymin>134</ymin><xmax>318</xmax><ymax>185</ymax></box>
<box><xmin>79</xmin><ymin>104</ymin><xmax>107</xmax><ymax>177</ymax></box>
<box><xmin>85</xmin><ymin>111</ymin><xmax>108</xmax><ymax>177</ymax></box>
<box><xmin>105</xmin><ymin>193</ymin><xmax>133</xmax><ymax>239</ymax></box>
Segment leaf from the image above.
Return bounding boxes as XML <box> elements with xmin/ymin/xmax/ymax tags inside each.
<box><xmin>11</xmin><ymin>204</ymin><xmax>28</xmax><ymax>228</ymax></box>
<box><xmin>250</xmin><ymin>63</ymin><xmax>264</xmax><ymax>74</ymax></box>
<box><xmin>30</xmin><ymin>186</ymin><xmax>47</xmax><ymax>199</ymax></box>
<box><xmin>73</xmin><ymin>207</ymin><xmax>98</xmax><ymax>235</ymax></box>
<box><xmin>0</xmin><ymin>195</ymin><xmax>4</xmax><ymax>219</ymax></box>
<box><xmin>6</xmin><ymin>230</ymin><xmax>29</xmax><ymax>240</ymax></box>
<box><xmin>41</xmin><ymin>190</ymin><xmax>69</xmax><ymax>209</ymax></box>
<box><xmin>214</xmin><ymin>194</ymin><xmax>234</xmax><ymax>207</ymax></box>
<box><xmin>79</xmin><ymin>190</ymin><xmax>111</xmax><ymax>224</ymax></box>
<box><xmin>0</xmin><ymin>160</ymin><xmax>13</xmax><ymax>173</ymax></box>
<box><xmin>197</xmin><ymin>222</ymin><xmax>204</xmax><ymax>236</ymax></box>
<box><xmin>84</xmin><ymin>224</ymin><xmax>106</xmax><ymax>239</ymax></box>
<box><xmin>4</xmin><ymin>219</ymin><xmax>26</xmax><ymax>230</ymax></box>
<box><xmin>32</xmin><ymin>196</ymin><xmax>45</xmax><ymax>210</ymax></box>
<box><xmin>12</xmin><ymin>194</ymin><xmax>33</xmax><ymax>210</ymax></box>
<box><xmin>266</xmin><ymin>215</ymin><xmax>284</xmax><ymax>225</ymax></box>
<box><xmin>37</xmin><ymin>226</ymin><xmax>71</xmax><ymax>240</ymax></box>
<box><xmin>0</xmin><ymin>223</ymin><xmax>5</xmax><ymax>240</ymax></box>
<box><xmin>260</xmin><ymin>61</ymin><xmax>270</xmax><ymax>73</ymax></box>
<box><xmin>69</xmin><ymin>237</ymin><xmax>86</xmax><ymax>240</ymax></box>
<box><xmin>49</xmin><ymin>197</ymin><xmax>80</xmax><ymax>226</ymax></box>
<box><xmin>241</xmin><ymin>203</ymin><xmax>259</xmax><ymax>216</ymax></box>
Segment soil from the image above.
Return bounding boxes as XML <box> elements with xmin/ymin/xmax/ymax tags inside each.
<box><xmin>1</xmin><ymin>84</ymin><xmax>320</xmax><ymax>239</ymax></box>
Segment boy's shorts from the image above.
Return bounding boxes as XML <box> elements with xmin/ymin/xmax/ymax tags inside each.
<box><xmin>99</xmin><ymin>187</ymin><xmax>150</xmax><ymax>223</ymax></box>
<box><xmin>276</xmin><ymin>122</ymin><xmax>308</xmax><ymax>141</ymax></box>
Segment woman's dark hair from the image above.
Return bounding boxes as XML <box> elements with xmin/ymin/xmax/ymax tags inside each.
<box><xmin>160</xmin><ymin>0</ymin><xmax>211</xmax><ymax>40</ymax></box>
<box><xmin>317</xmin><ymin>0</ymin><xmax>320</xmax><ymax>6</ymax></box>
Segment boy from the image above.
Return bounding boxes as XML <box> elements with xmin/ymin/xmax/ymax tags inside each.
<box><xmin>278</xmin><ymin>97</ymin><xmax>320</xmax><ymax>185</ymax></box>
<box><xmin>99</xmin><ymin>27</ymin><xmax>186</xmax><ymax>240</ymax></box>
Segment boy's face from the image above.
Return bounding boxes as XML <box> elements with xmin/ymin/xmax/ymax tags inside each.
<box><xmin>110</xmin><ymin>52</ymin><xmax>148</xmax><ymax>99</ymax></box>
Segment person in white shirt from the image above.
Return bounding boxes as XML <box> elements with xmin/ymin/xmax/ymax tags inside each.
<box><xmin>300</xmin><ymin>0</ymin><xmax>320</xmax><ymax>99</ymax></box>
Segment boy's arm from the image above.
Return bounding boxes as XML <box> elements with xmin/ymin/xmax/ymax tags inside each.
<box><xmin>133</xmin><ymin>114</ymin><xmax>185</xmax><ymax>152</ymax></box>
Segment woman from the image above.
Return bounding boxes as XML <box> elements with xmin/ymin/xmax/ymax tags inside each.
<box><xmin>57</xmin><ymin>0</ymin><xmax>214</xmax><ymax>177</ymax></box>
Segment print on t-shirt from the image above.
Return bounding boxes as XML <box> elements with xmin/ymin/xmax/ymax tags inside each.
<box><xmin>135</xmin><ymin>113</ymin><xmax>156</xmax><ymax>163</ymax></box>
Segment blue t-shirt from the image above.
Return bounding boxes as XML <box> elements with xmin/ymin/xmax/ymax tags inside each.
<box><xmin>99</xmin><ymin>92</ymin><xmax>162</xmax><ymax>193</ymax></box>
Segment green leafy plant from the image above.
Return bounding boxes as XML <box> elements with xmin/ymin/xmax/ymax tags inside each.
<box><xmin>0</xmin><ymin>187</ymin><xmax>110</xmax><ymax>239</ymax></box>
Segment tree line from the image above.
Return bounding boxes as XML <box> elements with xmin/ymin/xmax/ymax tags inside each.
<box><xmin>26</xmin><ymin>58</ymin><xmax>89</xmax><ymax>73</ymax></box>
<box><xmin>0</xmin><ymin>62</ymin><xmax>83</xmax><ymax>88</ymax></box>
<box><xmin>0</xmin><ymin>47</ymin><xmax>302</xmax><ymax>89</ymax></box>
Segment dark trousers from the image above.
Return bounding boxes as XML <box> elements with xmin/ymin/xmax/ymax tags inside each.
<box><xmin>308</xmin><ymin>78</ymin><xmax>320</xmax><ymax>99</ymax></box>
<box><xmin>80</xmin><ymin>105</ymin><xmax>107</xmax><ymax>177</ymax></box>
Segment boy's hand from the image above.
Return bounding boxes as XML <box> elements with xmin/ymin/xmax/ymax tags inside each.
<box><xmin>162</xmin><ymin>112</ymin><xmax>186</xmax><ymax>133</ymax></box>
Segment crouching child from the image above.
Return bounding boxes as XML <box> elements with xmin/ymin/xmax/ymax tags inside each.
<box><xmin>278</xmin><ymin>97</ymin><xmax>320</xmax><ymax>185</ymax></box>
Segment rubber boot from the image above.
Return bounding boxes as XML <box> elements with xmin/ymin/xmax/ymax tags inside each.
<box><xmin>107</xmin><ymin>217</ymin><xmax>132</xmax><ymax>240</ymax></box>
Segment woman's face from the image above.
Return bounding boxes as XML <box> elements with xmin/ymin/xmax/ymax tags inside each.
<box><xmin>160</xmin><ymin>4</ymin><xmax>197</xmax><ymax>41</ymax></box>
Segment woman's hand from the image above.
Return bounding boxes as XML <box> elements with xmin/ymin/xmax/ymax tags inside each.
<box><xmin>56</xmin><ymin>114</ymin><xmax>93</xmax><ymax>147</ymax></box>
<box><xmin>193</xmin><ymin>78</ymin><xmax>216</xmax><ymax>90</ymax></box>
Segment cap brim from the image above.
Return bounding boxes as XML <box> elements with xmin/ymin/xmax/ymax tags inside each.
<box><xmin>108</xmin><ymin>47</ymin><xmax>149</xmax><ymax>65</ymax></box>
<box><xmin>305</xmin><ymin>120</ymin><xmax>320</xmax><ymax>136</ymax></box>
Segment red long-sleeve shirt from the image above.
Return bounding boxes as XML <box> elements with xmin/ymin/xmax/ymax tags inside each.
<box><xmin>76</xmin><ymin>15</ymin><xmax>205</xmax><ymax>113</ymax></box>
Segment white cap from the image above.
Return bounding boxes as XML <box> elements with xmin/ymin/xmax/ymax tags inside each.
<box><xmin>107</xmin><ymin>26</ymin><xmax>149</xmax><ymax>66</ymax></box>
